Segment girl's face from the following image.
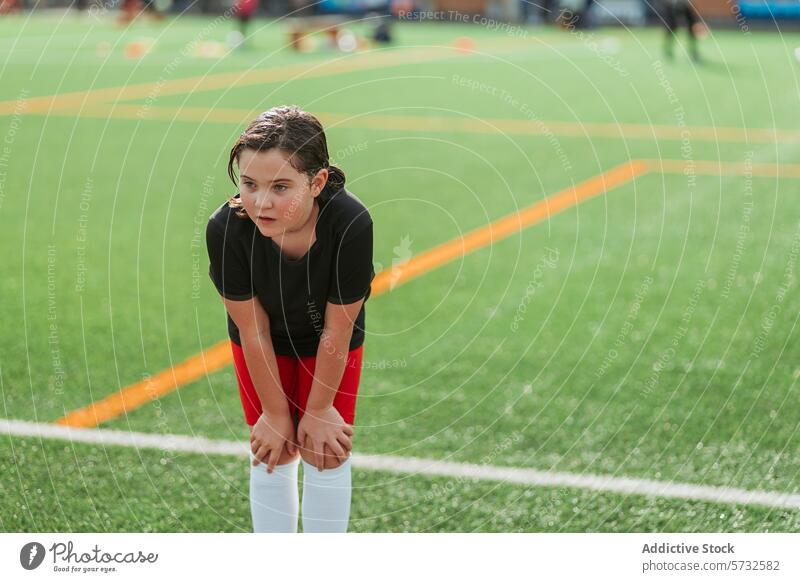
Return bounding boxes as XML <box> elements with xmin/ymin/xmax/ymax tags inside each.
<box><xmin>237</xmin><ymin>148</ymin><xmax>328</xmax><ymax>237</ymax></box>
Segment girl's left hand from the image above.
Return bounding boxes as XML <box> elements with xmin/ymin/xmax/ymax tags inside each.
<box><xmin>297</xmin><ymin>406</ymin><xmax>353</xmax><ymax>470</ymax></box>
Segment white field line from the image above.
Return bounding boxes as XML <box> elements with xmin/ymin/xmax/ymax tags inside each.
<box><xmin>2</xmin><ymin>418</ymin><xmax>799</xmax><ymax>511</ymax></box>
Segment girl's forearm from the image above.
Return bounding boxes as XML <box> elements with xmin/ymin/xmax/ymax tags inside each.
<box><xmin>307</xmin><ymin>328</ymin><xmax>353</xmax><ymax>411</ymax></box>
<box><xmin>240</xmin><ymin>331</ymin><xmax>291</xmax><ymax>418</ymax></box>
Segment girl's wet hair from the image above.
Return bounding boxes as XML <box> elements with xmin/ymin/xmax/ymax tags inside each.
<box><xmin>226</xmin><ymin>105</ymin><xmax>346</xmax><ymax>218</ymax></box>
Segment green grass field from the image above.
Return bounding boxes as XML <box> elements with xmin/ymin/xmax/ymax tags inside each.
<box><xmin>1</xmin><ymin>10</ymin><xmax>800</xmax><ymax>532</ymax></box>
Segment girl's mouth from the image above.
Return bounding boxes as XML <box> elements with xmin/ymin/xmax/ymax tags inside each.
<box><xmin>258</xmin><ymin>216</ymin><xmax>276</xmax><ymax>225</ymax></box>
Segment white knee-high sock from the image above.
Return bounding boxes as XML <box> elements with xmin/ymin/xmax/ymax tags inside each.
<box><xmin>301</xmin><ymin>457</ymin><xmax>352</xmax><ymax>533</ymax></box>
<box><xmin>249</xmin><ymin>453</ymin><xmax>300</xmax><ymax>533</ymax></box>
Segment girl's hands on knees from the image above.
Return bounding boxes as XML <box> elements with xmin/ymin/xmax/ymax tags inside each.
<box><xmin>250</xmin><ymin>412</ymin><xmax>298</xmax><ymax>474</ymax></box>
<box><xmin>297</xmin><ymin>406</ymin><xmax>354</xmax><ymax>471</ymax></box>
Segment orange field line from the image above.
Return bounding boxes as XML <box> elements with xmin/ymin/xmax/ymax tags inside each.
<box><xmin>54</xmin><ymin>159</ymin><xmax>648</xmax><ymax>428</ymax></box>
<box><xmin>371</xmin><ymin>159</ymin><xmax>649</xmax><ymax>293</ymax></box>
<box><xmin>55</xmin><ymin>340</ymin><xmax>235</xmax><ymax>429</ymax></box>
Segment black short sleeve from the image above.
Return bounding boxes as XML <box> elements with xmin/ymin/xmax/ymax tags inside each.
<box><xmin>206</xmin><ymin>218</ymin><xmax>254</xmax><ymax>301</ymax></box>
<box><xmin>327</xmin><ymin>221</ymin><xmax>374</xmax><ymax>305</ymax></box>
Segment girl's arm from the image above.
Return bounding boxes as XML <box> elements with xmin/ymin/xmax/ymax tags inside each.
<box><xmin>307</xmin><ymin>298</ymin><xmax>364</xmax><ymax>410</ymax></box>
<box><xmin>298</xmin><ymin>298</ymin><xmax>364</xmax><ymax>469</ymax></box>
<box><xmin>223</xmin><ymin>296</ymin><xmax>291</xmax><ymax>419</ymax></box>
<box><xmin>223</xmin><ymin>296</ymin><xmax>297</xmax><ymax>473</ymax></box>
<box><xmin>206</xmin><ymin>218</ymin><xmax>294</xmax><ymax>470</ymax></box>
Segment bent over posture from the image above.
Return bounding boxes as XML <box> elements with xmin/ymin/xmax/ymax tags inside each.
<box><xmin>206</xmin><ymin>105</ymin><xmax>375</xmax><ymax>532</ymax></box>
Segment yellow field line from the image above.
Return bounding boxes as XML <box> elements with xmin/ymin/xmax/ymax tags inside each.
<box><xmin>0</xmin><ymin>34</ymin><xmax>556</xmax><ymax>117</ymax></box>
<box><xmin>644</xmin><ymin>159</ymin><xmax>800</xmax><ymax>178</ymax></box>
<box><xmin>0</xmin><ymin>44</ymin><xmax>469</xmax><ymax>115</ymax></box>
<box><xmin>57</xmin><ymin>103</ymin><xmax>265</xmax><ymax>124</ymax></box>
<box><xmin>54</xmin><ymin>159</ymin><xmax>647</xmax><ymax>428</ymax></box>
<box><xmin>2</xmin><ymin>35</ymin><xmax>796</xmax><ymax>146</ymax></box>
<box><xmin>325</xmin><ymin>115</ymin><xmax>800</xmax><ymax>144</ymax></box>
<box><xmin>36</xmin><ymin>101</ymin><xmax>800</xmax><ymax>145</ymax></box>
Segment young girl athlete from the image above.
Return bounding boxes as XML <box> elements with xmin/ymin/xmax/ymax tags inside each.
<box><xmin>205</xmin><ymin>106</ymin><xmax>374</xmax><ymax>533</ymax></box>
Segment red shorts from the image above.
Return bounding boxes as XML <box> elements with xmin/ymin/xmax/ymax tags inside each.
<box><xmin>230</xmin><ymin>341</ymin><xmax>363</xmax><ymax>427</ymax></box>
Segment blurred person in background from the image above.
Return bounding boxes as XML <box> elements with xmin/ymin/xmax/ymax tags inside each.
<box><xmin>0</xmin><ymin>0</ymin><xmax>21</xmax><ymax>14</ymax></box>
<box><xmin>660</xmin><ymin>0</ymin><xmax>702</xmax><ymax>62</ymax></box>
<box><xmin>142</xmin><ymin>0</ymin><xmax>166</xmax><ymax>20</ymax></box>
<box><xmin>119</xmin><ymin>0</ymin><xmax>166</xmax><ymax>23</ymax></box>
<box><xmin>234</xmin><ymin>0</ymin><xmax>260</xmax><ymax>45</ymax></box>
<box><xmin>520</xmin><ymin>0</ymin><xmax>539</xmax><ymax>23</ymax></box>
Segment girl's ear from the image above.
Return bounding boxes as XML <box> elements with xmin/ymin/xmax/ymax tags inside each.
<box><xmin>311</xmin><ymin>168</ymin><xmax>329</xmax><ymax>196</ymax></box>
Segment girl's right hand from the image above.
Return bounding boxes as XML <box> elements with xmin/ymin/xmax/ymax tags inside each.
<box><xmin>250</xmin><ymin>412</ymin><xmax>298</xmax><ymax>473</ymax></box>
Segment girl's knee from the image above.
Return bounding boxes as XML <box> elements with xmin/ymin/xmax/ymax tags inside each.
<box><xmin>247</xmin><ymin>425</ymin><xmax>301</xmax><ymax>466</ymax></box>
<box><xmin>250</xmin><ymin>448</ymin><xmax>300</xmax><ymax>467</ymax></box>
<box><xmin>276</xmin><ymin>448</ymin><xmax>301</xmax><ymax>465</ymax></box>
<box><xmin>299</xmin><ymin>439</ymin><xmax>350</xmax><ymax>470</ymax></box>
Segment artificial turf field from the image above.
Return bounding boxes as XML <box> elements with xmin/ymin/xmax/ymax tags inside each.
<box><xmin>1</xmin><ymin>10</ymin><xmax>800</xmax><ymax>532</ymax></box>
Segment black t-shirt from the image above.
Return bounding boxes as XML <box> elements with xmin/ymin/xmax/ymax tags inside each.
<box><xmin>206</xmin><ymin>184</ymin><xmax>374</xmax><ymax>356</ymax></box>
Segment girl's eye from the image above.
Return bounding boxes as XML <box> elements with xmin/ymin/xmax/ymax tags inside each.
<box><xmin>243</xmin><ymin>182</ymin><xmax>255</xmax><ymax>189</ymax></box>
<box><xmin>274</xmin><ymin>184</ymin><xmax>287</xmax><ymax>192</ymax></box>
